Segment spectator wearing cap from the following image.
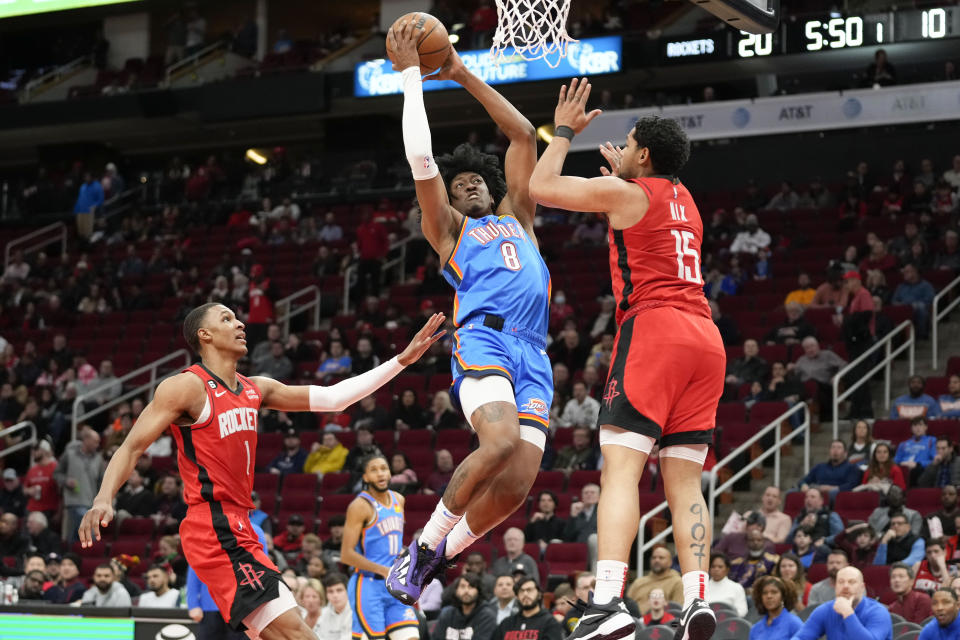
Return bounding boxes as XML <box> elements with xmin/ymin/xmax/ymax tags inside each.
<box><xmin>25</xmin><ymin>511</ymin><xmax>61</xmax><ymax>556</ymax></box>
<box><xmin>892</xmin><ymin>378</ymin><xmax>941</xmax><ymax>420</ymax></box>
<box><xmin>44</xmin><ymin>552</ymin><xmax>85</xmax><ymax>603</ymax></box>
<box><xmin>274</xmin><ymin>513</ymin><xmax>306</xmax><ymax>554</ymax></box>
<box><xmin>716</xmin><ymin>511</ymin><xmax>776</xmax><ymax>559</ymax></box>
<box><xmin>267</xmin><ymin>428</ymin><xmax>307</xmax><ymax>476</ymax></box>
<box><xmin>0</xmin><ymin>468</ymin><xmax>26</xmax><ymax>516</ymax></box>
<box><xmin>491</xmin><ymin>528</ymin><xmax>539</xmax><ymax>585</ymax></box>
<box><xmin>24</xmin><ymin>439</ymin><xmax>59</xmax><ymax>520</ymax></box>
<box><xmin>43</xmin><ymin>552</ymin><xmax>60</xmax><ymax>586</ymax></box>
<box><xmin>730</xmin><ymin>214</ymin><xmax>771</xmax><ymax>255</ymax></box>
<box><xmin>111</xmin><ymin>554</ymin><xmax>142</xmax><ymax>598</ymax></box>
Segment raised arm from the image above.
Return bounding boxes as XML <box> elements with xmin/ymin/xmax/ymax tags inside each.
<box><xmin>254</xmin><ymin>313</ymin><xmax>446</xmax><ymax>412</ymax></box>
<box><xmin>434</xmin><ymin>50</ymin><xmax>538</xmax><ymax>230</ymax></box>
<box><xmin>78</xmin><ymin>373</ymin><xmax>200</xmax><ymax>546</ymax></box>
<box><xmin>528</xmin><ymin>78</ymin><xmax>637</xmax><ymax>220</ymax></box>
<box><xmin>340</xmin><ymin>498</ymin><xmax>390</xmax><ymax>577</ymax></box>
<box><xmin>390</xmin><ymin>20</ymin><xmax>462</xmax><ymax>257</ymax></box>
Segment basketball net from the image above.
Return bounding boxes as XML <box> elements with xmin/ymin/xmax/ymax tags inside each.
<box><xmin>491</xmin><ymin>0</ymin><xmax>577</xmax><ymax>68</ymax></box>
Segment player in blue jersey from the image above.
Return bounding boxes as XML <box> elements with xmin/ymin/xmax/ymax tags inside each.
<box><xmin>341</xmin><ymin>454</ymin><xmax>420</xmax><ymax>640</ymax></box>
<box><xmin>385</xmin><ymin>19</ymin><xmax>552</xmax><ymax>606</ymax></box>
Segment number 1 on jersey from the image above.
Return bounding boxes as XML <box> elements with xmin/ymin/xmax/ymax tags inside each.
<box><xmin>670</xmin><ymin>229</ymin><xmax>703</xmax><ymax>284</ymax></box>
<box><xmin>389</xmin><ymin>533</ymin><xmax>400</xmax><ymax>556</ymax></box>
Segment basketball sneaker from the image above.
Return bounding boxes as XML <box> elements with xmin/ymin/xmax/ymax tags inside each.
<box><xmin>565</xmin><ymin>597</ymin><xmax>636</xmax><ymax>640</ymax></box>
<box><xmin>672</xmin><ymin>599</ymin><xmax>716</xmax><ymax>640</ymax></box>
<box><xmin>386</xmin><ymin>537</ymin><xmax>449</xmax><ymax>605</ymax></box>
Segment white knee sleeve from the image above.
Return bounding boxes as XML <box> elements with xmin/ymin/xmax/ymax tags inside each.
<box><xmin>388</xmin><ymin>627</ymin><xmax>421</xmax><ymax>640</ymax></box>
<box><xmin>660</xmin><ymin>443</ymin><xmax>709</xmax><ymax>465</ymax></box>
<box><xmin>599</xmin><ymin>425</ymin><xmax>656</xmax><ymax>454</ymax></box>
<box><xmin>458</xmin><ymin>376</ymin><xmax>516</xmax><ymax>428</ymax></box>
<box><xmin>241</xmin><ymin>581</ymin><xmax>297</xmax><ymax>632</ymax></box>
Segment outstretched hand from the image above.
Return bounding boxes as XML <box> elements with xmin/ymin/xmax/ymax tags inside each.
<box><xmin>388</xmin><ymin>15</ymin><xmax>422</xmax><ymax>71</ymax></box>
<box><xmin>555</xmin><ymin>77</ymin><xmax>603</xmax><ymax>134</ymax></box>
<box><xmin>599</xmin><ymin>141</ymin><xmax>622</xmax><ymax>176</ymax></box>
<box><xmin>78</xmin><ymin>500</ymin><xmax>114</xmax><ymax>547</ymax></box>
<box><xmin>397</xmin><ymin>313</ymin><xmax>447</xmax><ymax>366</ymax></box>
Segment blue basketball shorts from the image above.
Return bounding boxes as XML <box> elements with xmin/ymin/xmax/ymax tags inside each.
<box><xmin>348</xmin><ymin>573</ymin><xmax>418</xmax><ymax>639</ymax></box>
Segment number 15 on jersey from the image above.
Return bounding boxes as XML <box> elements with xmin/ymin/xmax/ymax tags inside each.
<box><xmin>670</xmin><ymin>229</ymin><xmax>703</xmax><ymax>284</ymax></box>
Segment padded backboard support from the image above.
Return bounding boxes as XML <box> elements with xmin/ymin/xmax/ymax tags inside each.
<box><xmin>690</xmin><ymin>0</ymin><xmax>780</xmax><ymax>34</ymax></box>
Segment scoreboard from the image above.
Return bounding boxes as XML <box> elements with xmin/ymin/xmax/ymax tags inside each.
<box><xmin>663</xmin><ymin>6</ymin><xmax>958</xmax><ymax>61</ymax></box>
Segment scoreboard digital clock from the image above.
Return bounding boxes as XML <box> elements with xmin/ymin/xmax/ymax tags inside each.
<box><xmin>662</xmin><ymin>6</ymin><xmax>958</xmax><ymax>61</ymax></box>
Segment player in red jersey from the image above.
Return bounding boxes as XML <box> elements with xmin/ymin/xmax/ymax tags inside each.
<box><xmin>78</xmin><ymin>302</ymin><xmax>445</xmax><ymax>639</ymax></box>
<box><xmin>529</xmin><ymin>79</ymin><xmax>725</xmax><ymax>640</ymax></box>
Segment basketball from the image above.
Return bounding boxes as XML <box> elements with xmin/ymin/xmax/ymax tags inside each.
<box><xmin>385</xmin><ymin>12</ymin><xmax>451</xmax><ymax>75</ymax></box>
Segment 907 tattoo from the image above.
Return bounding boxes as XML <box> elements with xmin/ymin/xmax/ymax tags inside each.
<box><xmin>689</xmin><ymin>503</ymin><xmax>707</xmax><ymax>561</ymax></box>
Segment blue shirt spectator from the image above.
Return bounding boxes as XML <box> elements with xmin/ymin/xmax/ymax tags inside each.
<box><xmin>790</xmin><ymin>566</ymin><xmax>892</xmax><ymax>640</ymax></box>
<box><xmin>894</xmin><ymin>418</ymin><xmax>937</xmax><ymax>467</ymax></box>
<box><xmin>891</xmin><ymin>375</ymin><xmax>941</xmax><ymax>419</ymax></box>
<box><xmin>937</xmin><ymin>375</ymin><xmax>960</xmax><ymax>418</ymax></box>
<box><xmin>918</xmin><ymin>587</ymin><xmax>960</xmax><ymax>640</ymax></box>
<box><xmin>74</xmin><ymin>173</ymin><xmax>104</xmax><ymax>214</ymax></box>
<box><xmin>266</xmin><ymin>429</ymin><xmax>308</xmax><ymax>476</ymax></box>
<box><xmin>892</xmin><ymin>264</ymin><xmax>936</xmax><ymax>337</ymax></box>
<box><xmin>874</xmin><ymin>513</ymin><xmax>925</xmax><ymax>565</ymax></box>
<box><xmin>751</xmin><ymin>607</ymin><xmax>803</xmax><ymax>640</ymax></box>
<box><xmin>799</xmin><ymin>440</ymin><xmax>862</xmax><ymax>493</ymax></box>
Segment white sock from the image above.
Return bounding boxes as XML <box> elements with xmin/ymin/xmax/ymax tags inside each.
<box><xmin>593</xmin><ymin>560</ymin><xmax>628</xmax><ymax>605</ymax></box>
<box><xmin>444</xmin><ymin>517</ymin><xmax>481</xmax><ymax>558</ymax></box>
<box><xmin>418</xmin><ymin>500</ymin><xmax>462</xmax><ymax>550</ymax></box>
<box><xmin>681</xmin><ymin>571</ymin><xmax>709</xmax><ymax>609</ymax></box>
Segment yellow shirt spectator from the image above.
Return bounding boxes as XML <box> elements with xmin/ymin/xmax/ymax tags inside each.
<box><xmin>303</xmin><ymin>433</ymin><xmax>348</xmax><ymax>475</ymax></box>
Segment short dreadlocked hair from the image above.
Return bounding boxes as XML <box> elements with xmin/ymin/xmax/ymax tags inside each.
<box><xmin>631</xmin><ymin>116</ymin><xmax>691</xmax><ymax>177</ymax></box>
<box><xmin>436</xmin><ymin>143</ymin><xmax>508</xmax><ymax>210</ymax></box>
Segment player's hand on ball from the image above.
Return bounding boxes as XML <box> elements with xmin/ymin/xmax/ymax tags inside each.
<box><xmin>78</xmin><ymin>500</ymin><xmax>114</xmax><ymax>547</ymax></box>
<box><xmin>388</xmin><ymin>16</ymin><xmax>422</xmax><ymax>71</ymax></box>
<box><xmin>555</xmin><ymin>77</ymin><xmax>603</xmax><ymax>135</ymax></box>
<box><xmin>599</xmin><ymin>141</ymin><xmax>623</xmax><ymax>176</ymax></box>
<box><xmin>397</xmin><ymin>313</ymin><xmax>447</xmax><ymax>366</ymax></box>
<box><xmin>424</xmin><ymin>47</ymin><xmax>464</xmax><ymax>82</ymax></box>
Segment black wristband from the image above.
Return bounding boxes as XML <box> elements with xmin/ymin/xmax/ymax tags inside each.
<box><xmin>554</xmin><ymin>125</ymin><xmax>575</xmax><ymax>141</ymax></box>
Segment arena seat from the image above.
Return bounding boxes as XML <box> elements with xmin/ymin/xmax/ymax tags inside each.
<box><xmin>807</xmin><ymin>563</ymin><xmax>827</xmax><ymax>584</ymax></box>
<box><xmin>116</xmin><ymin>517</ymin><xmax>155</xmax><ymax>538</ymax></box>
<box><xmin>280</xmin><ymin>490</ymin><xmax>318</xmax><ymax>513</ymax></box>
<box><xmin>283</xmin><ymin>473</ymin><xmax>318</xmax><ymax>493</ymax></box>
<box><xmin>567</xmin><ymin>470</ymin><xmax>601</xmax><ymax>494</ymax></box>
<box><xmin>834</xmin><ymin>490</ymin><xmax>878</xmax><ymax>523</ymax></box>
<box><xmin>544</xmin><ymin>543</ymin><xmax>588</xmax><ymax>578</ymax></box>
<box><xmin>319</xmin><ymin>472</ymin><xmax>350</xmax><ymax>494</ymax></box>
<box><xmin>906</xmin><ymin>488</ymin><xmax>941</xmax><ymax>512</ymax></box>
<box><xmin>873</xmin><ymin>420</ymin><xmax>911</xmax><ymax>444</ymax></box>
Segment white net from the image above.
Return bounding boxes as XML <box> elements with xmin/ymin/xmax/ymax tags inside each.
<box><xmin>491</xmin><ymin>0</ymin><xmax>577</xmax><ymax>68</ymax></box>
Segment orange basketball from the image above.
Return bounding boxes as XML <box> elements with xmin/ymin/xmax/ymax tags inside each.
<box><xmin>385</xmin><ymin>12</ymin><xmax>451</xmax><ymax>75</ymax></box>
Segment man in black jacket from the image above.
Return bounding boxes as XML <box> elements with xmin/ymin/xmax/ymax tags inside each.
<box><xmin>494</xmin><ymin>577</ymin><xmax>563</xmax><ymax>640</ymax></box>
<box><xmin>433</xmin><ymin>573</ymin><xmax>497</xmax><ymax>640</ymax></box>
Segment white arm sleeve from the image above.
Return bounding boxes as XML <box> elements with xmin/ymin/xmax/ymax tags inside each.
<box><xmin>401</xmin><ymin>66</ymin><xmax>440</xmax><ymax>181</ymax></box>
<box><xmin>309</xmin><ymin>356</ymin><xmax>405</xmax><ymax>412</ymax></box>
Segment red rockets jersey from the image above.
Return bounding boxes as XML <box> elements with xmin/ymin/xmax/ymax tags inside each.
<box><xmin>607</xmin><ymin>176</ymin><xmax>711</xmax><ymax>324</ymax></box>
<box><xmin>170</xmin><ymin>364</ymin><xmax>261</xmax><ymax>510</ymax></box>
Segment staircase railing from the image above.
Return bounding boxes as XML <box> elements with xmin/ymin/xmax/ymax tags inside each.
<box><xmin>636</xmin><ymin>403</ymin><xmax>810</xmax><ymax>573</ymax></box>
<box><xmin>71</xmin><ymin>350</ymin><xmax>191</xmax><ymax>441</ymax></box>
<box><xmin>932</xmin><ymin>274</ymin><xmax>960</xmax><ymax>370</ymax></box>
<box><xmin>342</xmin><ymin>235</ymin><xmax>415</xmax><ymax>312</ymax></box>
<box><xmin>21</xmin><ymin>55</ymin><xmax>92</xmax><ymax>101</ymax></box>
<box><xmin>275</xmin><ymin>285</ymin><xmax>321</xmax><ymax>339</ymax></box>
<box><xmin>4</xmin><ymin>222</ymin><xmax>67</xmax><ymax>268</ymax></box>
<box><xmin>831</xmin><ymin>320</ymin><xmax>914</xmax><ymax>438</ymax></box>
<box><xmin>164</xmin><ymin>40</ymin><xmax>230</xmax><ymax>86</ymax></box>
<box><xmin>0</xmin><ymin>421</ymin><xmax>37</xmax><ymax>462</ymax></box>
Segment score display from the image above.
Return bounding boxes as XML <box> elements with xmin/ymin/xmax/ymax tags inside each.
<box><xmin>662</xmin><ymin>6</ymin><xmax>958</xmax><ymax>62</ymax></box>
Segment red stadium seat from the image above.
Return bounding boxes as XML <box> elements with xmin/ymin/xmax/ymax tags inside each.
<box><xmin>530</xmin><ymin>471</ymin><xmax>565</xmax><ymax>493</ymax></box>
<box><xmin>568</xmin><ymin>471</ymin><xmax>601</xmax><ymax>495</ymax></box>
<box><xmin>319</xmin><ymin>472</ymin><xmax>351</xmax><ymax>494</ymax></box>
<box><xmin>906</xmin><ymin>488</ymin><xmax>941</xmax><ymax>512</ymax></box>
<box><xmin>319</xmin><ymin>494</ymin><xmax>354</xmax><ymax>512</ymax></box>
<box><xmin>544</xmin><ymin>543</ymin><xmax>588</xmax><ymax>578</ymax></box>
<box><xmin>283</xmin><ymin>473</ymin><xmax>318</xmax><ymax>493</ymax></box>
<box><xmin>834</xmin><ymin>490</ymin><xmax>878</xmax><ymax>524</ymax></box>
<box><xmin>873</xmin><ymin>420</ymin><xmax>910</xmax><ymax>444</ymax></box>
<box><xmin>436</xmin><ymin>430</ymin><xmax>472</xmax><ymax>450</ymax></box>
<box><xmin>807</xmin><ymin>563</ymin><xmax>827</xmax><ymax>584</ymax></box>
<box><xmin>116</xmin><ymin>517</ymin><xmax>155</xmax><ymax>538</ymax></box>
<box><xmin>254</xmin><ymin>473</ymin><xmax>280</xmax><ymax>495</ymax></box>
<box><xmin>112</xmin><ymin>537</ymin><xmax>152</xmax><ymax>557</ymax></box>
<box><xmin>281</xmin><ymin>490</ymin><xmax>318</xmax><ymax>513</ymax></box>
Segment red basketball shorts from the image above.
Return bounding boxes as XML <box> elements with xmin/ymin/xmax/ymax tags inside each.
<box><xmin>179</xmin><ymin>502</ymin><xmax>284</xmax><ymax>629</ymax></box>
<box><xmin>597</xmin><ymin>304</ymin><xmax>726</xmax><ymax>447</ymax></box>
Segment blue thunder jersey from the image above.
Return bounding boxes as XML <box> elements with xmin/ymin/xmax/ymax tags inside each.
<box><xmin>354</xmin><ymin>490</ymin><xmax>404</xmax><ymax>571</ymax></box>
<box><xmin>442</xmin><ymin>213</ymin><xmax>551</xmax><ymax>333</ymax></box>
<box><xmin>349</xmin><ymin>490</ymin><xmax>418</xmax><ymax>639</ymax></box>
